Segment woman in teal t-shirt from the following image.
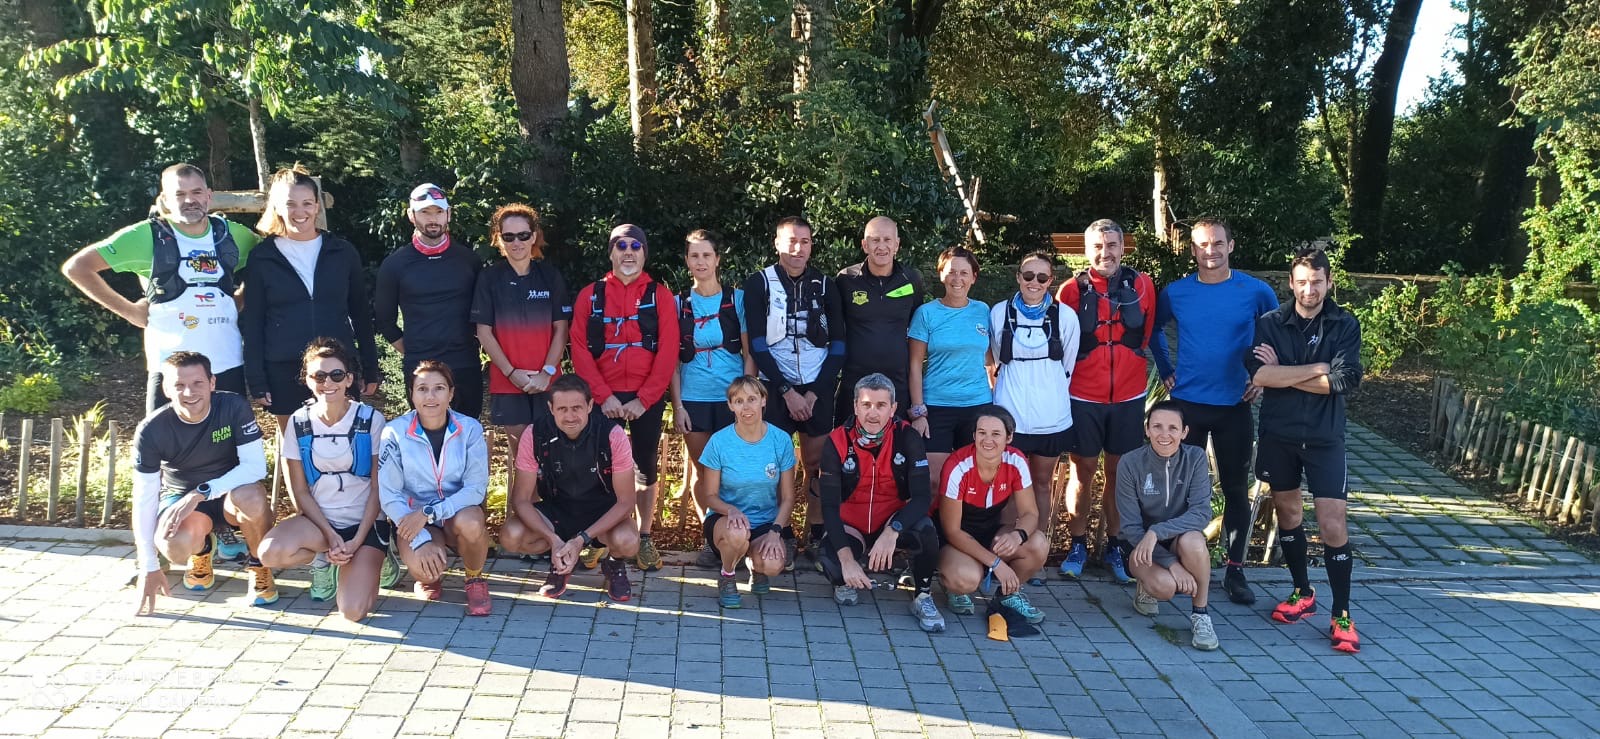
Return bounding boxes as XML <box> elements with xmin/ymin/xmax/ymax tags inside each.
<box><xmin>908</xmin><ymin>246</ymin><xmax>994</xmax><ymax>488</ymax></box>
<box><xmin>697</xmin><ymin>376</ymin><xmax>796</xmax><ymax>609</ymax></box>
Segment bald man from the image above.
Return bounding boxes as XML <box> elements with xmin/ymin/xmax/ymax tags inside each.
<box><xmin>835</xmin><ymin>217</ymin><xmax>925</xmax><ymax>424</ymax></box>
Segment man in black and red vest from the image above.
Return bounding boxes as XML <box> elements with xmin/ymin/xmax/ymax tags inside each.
<box><xmin>817</xmin><ymin>373</ymin><xmax>944</xmax><ymax>633</ymax></box>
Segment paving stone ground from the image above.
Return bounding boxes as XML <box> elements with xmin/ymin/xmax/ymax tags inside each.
<box><xmin>2</xmin><ymin>422</ymin><xmax>1599</xmax><ymax>738</ymax></box>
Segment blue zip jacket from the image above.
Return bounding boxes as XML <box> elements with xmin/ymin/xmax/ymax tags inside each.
<box><xmin>378</xmin><ymin>409</ymin><xmax>489</xmax><ymax>549</ymax></box>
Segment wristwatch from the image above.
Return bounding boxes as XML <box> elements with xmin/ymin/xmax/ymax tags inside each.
<box><xmin>542</xmin><ymin>364</ymin><xmax>558</xmax><ymax>376</ymax></box>
<box><xmin>423</xmin><ymin>504</ymin><xmax>437</xmax><ymax>525</ymax></box>
<box><xmin>578</xmin><ymin>530</ymin><xmax>594</xmax><ymax>546</ymax></box>
<box><xmin>909</xmin><ymin>404</ymin><xmax>928</xmax><ymax>419</ymax></box>
<box><xmin>889</xmin><ymin>519</ymin><xmax>904</xmax><ymax>533</ymax></box>
<box><xmin>778</xmin><ymin>382</ymin><xmax>794</xmax><ymax>396</ymax></box>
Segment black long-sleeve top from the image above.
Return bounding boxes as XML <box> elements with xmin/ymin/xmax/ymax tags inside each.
<box><xmin>239</xmin><ymin>233</ymin><xmax>380</xmax><ymax>389</ymax></box>
<box><xmin>373</xmin><ymin>240</ymin><xmax>481</xmax><ymax>366</ymax></box>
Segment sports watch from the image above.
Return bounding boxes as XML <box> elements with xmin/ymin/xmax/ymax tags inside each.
<box><xmin>542</xmin><ymin>365</ymin><xmax>558</xmax><ymax>376</ymax></box>
<box><xmin>423</xmin><ymin>504</ymin><xmax>438</xmax><ymax>525</ymax></box>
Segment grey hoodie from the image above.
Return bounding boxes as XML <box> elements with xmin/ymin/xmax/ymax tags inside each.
<box><xmin>1115</xmin><ymin>443</ymin><xmax>1213</xmax><ymax>543</ymax></box>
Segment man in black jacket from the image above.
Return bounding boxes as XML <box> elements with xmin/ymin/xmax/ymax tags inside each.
<box><xmin>375</xmin><ymin>184</ymin><xmax>483</xmax><ymax>418</ymax></box>
<box><xmin>834</xmin><ymin>216</ymin><xmax>924</xmax><ymax>424</ymax></box>
<box><xmin>1244</xmin><ymin>246</ymin><xmax>1364</xmax><ymax>653</ymax></box>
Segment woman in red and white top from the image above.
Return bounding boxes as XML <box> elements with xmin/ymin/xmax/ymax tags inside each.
<box><xmin>937</xmin><ymin>405</ymin><xmax>1049</xmax><ymax>624</ymax></box>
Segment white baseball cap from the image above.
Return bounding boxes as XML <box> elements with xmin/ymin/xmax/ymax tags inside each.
<box><xmin>408</xmin><ymin>183</ymin><xmax>449</xmax><ymax>212</ymax></box>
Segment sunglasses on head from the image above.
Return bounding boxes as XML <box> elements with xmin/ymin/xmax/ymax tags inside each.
<box><xmin>1019</xmin><ymin>270</ymin><xmax>1051</xmax><ymax>284</ymax></box>
<box><xmin>412</xmin><ymin>188</ymin><xmax>445</xmax><ymax>201</ymax></box>
<box><xmin>614</xmin><ymin>239</ymin><xmax>644</xmax><ymax>252</ymax></box>
<box><xmin>310</xmin><ymin>369</ymin><xmax>351</xmax><ymax>383</ymax></box>
<box><xmin>501</xmin><ymin>230</ymin><xmax>535</xmax><ymax>243</ymax></box>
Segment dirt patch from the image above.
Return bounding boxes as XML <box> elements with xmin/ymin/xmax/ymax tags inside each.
<box><xmin>1346</xmin><ymin>362</ymin><xmax>1435</xmax><ymax>457</ymax></box>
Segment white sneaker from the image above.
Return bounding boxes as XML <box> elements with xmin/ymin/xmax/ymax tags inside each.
<box><xmin>833</xmin><ymin>585</ymin><xmax>859</xmax><ymax>606</ymax></box>
<box><xmin>1190</xmin><ymin>612</ymin><xmax>1219</xmax><ymax>651</ymax></box>
<box><xmin>909</xmin><ymin>592</ymin><xmax>945</xmax><ymax>633</ymax></box>
<box><xmin>1133</xmin><ymin>582</ymin><xmax>1159</xmax><ymax>616</ymax></box>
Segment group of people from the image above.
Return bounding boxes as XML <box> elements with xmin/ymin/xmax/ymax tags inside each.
<box><xmin>64</xmin><ymin>162</ymin><xmax>1363</xmax><ymax>655</ymax></box>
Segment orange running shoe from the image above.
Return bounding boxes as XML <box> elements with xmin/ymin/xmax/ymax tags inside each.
<box><xmin>1330</xmin><ymin>615</ymin><xmax>1361</xmax><ymax>653</ymax></box>
<box><xmin>1271</xmin><ymin>589</ymin><xmax>1317</xmax><ymax>623</ymax></box>
<box><xmin>247</xmin><ymin>564</ymin><xmax>278</xmax><ymax>606</ymax></box>
<box><xmin>183</xmin><ymin>535</ymin><xmax>217</xmax><ymax>591</ymax></box>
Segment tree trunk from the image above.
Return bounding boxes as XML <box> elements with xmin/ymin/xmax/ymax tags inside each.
<box><xmin>885</xmin><ymin>0</ymin><xmax>946</xmax><ymax>120</ymax></box>
<box><xmin>1152</xmin><ymin>124</ymin><xmax>1174</xmax><ymax>246</ymax></box>
<box><xmin>627</xmin><ymin>0</ymin><xmax>659</xmax><ymax>149</ymax></box>
<box><xmin>1348</xmin><ymin>0</ymin><xmax>1424</xmax><ymax>251</ymax></box>
<box><xmin>206</xmin><ymin>109</ymin><xmax>234</xmax><ymax>191</ymax></box>
<box><xmin>509</xmin><ymin>0</ymin><xmax>572</xmax><ymax>194</ymax></box>
<box><xmin>1474</xmin><ymin>121</ymin><xmax>1537</xmax><ymax>269</ymax></box>
<box><xmin>248</xmin><ymin>96</ymin><xmax>270</xmax><ymax>190</ymax></box>
<box><xmin>704</xmin><ymin>0</ymin><xmax>731</xmax><ymax>66</ymax></box>
<box><xmin>791</xmin><ymin>0</ymin><xmax>834</xmax><ymax>112</ymax></box>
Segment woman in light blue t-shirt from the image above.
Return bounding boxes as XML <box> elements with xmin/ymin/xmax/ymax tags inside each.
<box><xmin>908</xmin><ymin>246</ymin><xmax>994</xmax><ymax>488</ymax></box>
<box><xmin>698</xmin><ymin>376</ymin><xmax>796</xmax><ymax>609</ymax></box>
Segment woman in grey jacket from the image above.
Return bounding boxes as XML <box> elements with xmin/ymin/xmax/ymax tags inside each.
<box><xmin>1114</xmin><ymin>400</ymin><xmax>1219</xmax><ymax>651</ymax></box>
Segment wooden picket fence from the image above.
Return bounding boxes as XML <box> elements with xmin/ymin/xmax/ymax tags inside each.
<box><xmin>2</xmin><ymin>412</ymin><xmax>123</xmax><ymax>527</ymax></box>
<box><xmin>1429</xmin><ymin>376</ymin><xmax>1600</xmax><ymax>532</ymax></box>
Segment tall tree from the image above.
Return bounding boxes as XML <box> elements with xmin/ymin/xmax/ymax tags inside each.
<box><xmin>627</xmin><ymin>0</ymin><xmax>660</xmax><ymax>148</ymax></box>
<box><xmin>1347</xmin><ymin>0</ymin><xmax>1423</xmax><ymax>249</ymax></box>
<box><xmin>510</xmin><ymin>0</ymin><xmax>573</xmax><ymax>190</ymax></box>
<box><xmin>791</xmin><ymin>0</ymin><xmax>834</xmax><ymax>106</ymax></box>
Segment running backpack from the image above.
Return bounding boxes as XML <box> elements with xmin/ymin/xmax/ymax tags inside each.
<box><xmin>292</xmin><ymin>404</ymin><xmax>375</xmax><ymax>487</ymax></box>
<box><xmin>147</xmin><ymin>214</ymin><xmax>241</xmax><ymax>304</ymax></box>
<box><xmin>530</xmin><ymin>409</ymin><xmax>617</xmax><ymax>503</ymax></box>
<box><xmin>999</xmin><ymin>299</ymin><xmax>1064</xmax><ymax>364</ymax></box>
<box><xmin>1072</xmin><ymin>267</ymin><xmax>1146</xmax><ymax>360</ymax></box>
<box><xmin>586</xmin><ymin>277</ymin><xmax>663</xmax><ymax>359</ymax></box>
<box><xmin>828</xmin><ymin>420</ymin><xmax>915</xmax><ymax>504</ymax></box>
<box><xmin>677</xmin><ymin>285</ymin><xmax>742</xmax><ymax>363</ymax></box>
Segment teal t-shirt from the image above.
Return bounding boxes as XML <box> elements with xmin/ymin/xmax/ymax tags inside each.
<box><xmin>677</xmin><ymin>288</ymin><xmax>748</xmax><ymax>403</ymax></box>
<box><xmin>699</xmin><ymin>422</ymin><xmax>795</xmax><ymax>527</ymax></box>
<box><xmin>908</xmin><ymin>299</ymin><xmax>993</xmax><ymax>407</ymax></box>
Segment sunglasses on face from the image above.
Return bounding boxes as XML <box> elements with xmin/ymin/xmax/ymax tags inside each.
<box><xmin>311</xmin><ymin>369</ymin><xmax>351</xmax><ymax>383</ymax></box>
<box><xmin>614</xmin><ymin>239</ymin><xmax>644</xmax><ymax>252</ymax></box>
<box><xmin>1019</xmin><ymin>271</ymin><xmax>1051</xmax><ymax>284</ymax></box>
<box><xmin>501</xmin><ymin>230</ymin><xmax>535</xmax><ymax>243</ymax></box>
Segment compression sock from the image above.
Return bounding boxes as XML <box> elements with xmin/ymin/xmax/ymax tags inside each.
<box><xmin>465</xmin><ymin>568</ymin><xmax>483</xmax><ymax>580</ymax></box>
<box><xmin>198</xmin><ymin>536</ymin><xmax>214</xmax><ymax>556</ymax></box>
<box><xmin>245</xmin><ymin>555</ymin><xmax>262</xmax><ymax>568</ymax></box>
<box><xmin>1278</xmin><ymin>526</ymin><xmax>1311</xmax><ymax>594</ymax></box>
<box><xmin>1325</xmin><ymin>543</ymin><xmax>1353</xmax><ymax>617</ymax></box>
<box><xmin>1192</xmin><ymin>604</ymin><xmax>1208</xmax><ymax>615</ymax></box>
<box><xmin>721</xmin><ymin>570</ymin><xmax>736</xmax><ymax>578</ymax></box>
<box><xmin>810</xmin><ymin>524</ymin><xmax>825</xmax><ymax>546</ymax></box>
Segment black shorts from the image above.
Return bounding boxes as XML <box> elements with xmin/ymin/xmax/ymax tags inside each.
<box><xmin>924</xmin><ymin>404</ymin><xmax>983</xmax><ymax>454</ymax></box>
<box><xmin>332</xmin><ymin>520</ymin><xmax>395</xmax><ymax>552</ymax></box>
<box><xmin>702</xmin><ymin>513</ymin><xmax>780</xmax><ymax>558</ymax></box>
<box><xmin>490</xmin><ymin>391</ymin><xmax>552</xmax><ymax>427</ymax></box>
<box><xmin>259</xmin><ymin>360</ymin><xmax>314</xmax><ymax>416</ymax></box>
<box><xmin>1070</xmin><ymin>398</ymin><xmax>1145</xmax><ymax>457</ymax></box>
<box><xmin>1011</xmin><ymin>427</ymin><xmax>1074</xmax><ymax>458</ymax></box>
<box><xmin>403</xmin><ymin>357</ymin><xmax>483</xmax><ymax>420</ymax></box>
<box><xmin>612</xmin><ymin>391</ymin><xmax>666</xmax><ymax>485</ymax></box>
<box><xmin>680</xmin><ymin>400</ymin><xmax>735</xmax><ymax>434</ymax></box>
<box><xmin>961</xmin><ymin>521</ymin><xmax>1005</xmax><ymax>550</ymax></box>
<box><xmin>158</xmin><ymin>491</ymin><xmax>237</xmax><ymax>531</ymax></box>
<box><xmin>1255</xmin><ymin>435</ymin><xmax>1348</xmax><ymax>500</ymax></box>
<box><xmin>764</xmin><ymin>379</ymin><xmax>834</xmax><ymax>437</ymax></box>
<box><xmin>148</xmin><ymin>367</ymin><xmax>246</xmax><ymax>414</ymax></box>
<box><xmin>533</xmin><ymin>498</ymin><xmax>617</xmax><ymax>543</ymax></box>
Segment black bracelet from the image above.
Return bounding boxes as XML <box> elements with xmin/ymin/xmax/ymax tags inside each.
<box><xmin>1016</xmin><ymin>529</ymin><xmax>1029</xmax><ymax>544</ymax></box>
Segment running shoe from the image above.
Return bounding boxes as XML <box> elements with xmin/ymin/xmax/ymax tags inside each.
<box><xmin>1330</xmin><ymin>615</ymin><xmax>1361</xmax><ymax>653</ymax></box>
<box><xmin>308</xmin><ymin>555</ymin><xmax>338</xmax><ymax>602</ymax></box>
<box><xmin>1190</xmin><ymin>612</ymin><xmax>1220</xmax><ymax>651</ymax></box>
<box><xmin>695</xmin><ymin>543</ymin><xmax>720</xmax><ymax>570</ymax></box>
<box><xmin>833</xmin><ymin>585</ymin><xmax>859</xmax><ymax>606</ymax></box>
<box><xmin>414</xmin><ymin>579</ymin><xmax>444</xmax><ymax>601</ymax></box>
<box><xmin>464</xmin><ymin>577</ymin><xmax>492</xmax><ymax>616</ymax></box>
<box><xmin>214</xmin><ymin>525</ymin><xmax>248</xmax><ymax>561</ymax></box>
<box><xmin>1104</xmin><ymin>544</ymin><xmax>1134</xmax><ymax>584</ymax></box>
<box><xmin>783</xmin><ymin>537</ymin><xmax>797</xmax><ymax>573</ymax></box>
<box><xmin>1223</xmin><ymin>567</ymin><xmax>1256</xmax><ymax>605</ymax></box>
<box><xmin>1058</xmin><ymin>541</ymin><xmax>1088</xmax><ymax>579</ymax></box>
<box><xmin>379</xmin><ymin>548</ymin><xmax>401</xmax><ymax>589</ymax></box>
<box><xmin>538</xmin><ymin>570</ymin><xmax>568</xmax><ymax>599</ymax></box>
<box><xmin>1027</xmin><ymin>576</ymin><xmax>1046</xmax><ymax>587</ymax></box>
<box><xmin>1133</xmin><ymin>581</ymin><xmax>1159</xmax><ymax>617</ymax></box>
<box><xmin>750</xmin><ymin>572</ymin><xmax>770</xmax><ymax>595</ymax></box>
<box><xmin>909</xmin><ymin>592</ymin><xmax>946</xmax><ymax>633</ymax></box>
<box><xmin>602</xmin><ymin>558</ymin><xmax>632</xmax><ymax>602</ymax></box>
<box><xmin>947</xmin><ymin>593</ymin><xmax>975</xmax><ymax>615</ymax></box>
<box><xmin>1000</xmin><ymin>591</ymin><xmax>1045</xmax><ymax>625</ymax></box>
<box><xmin>1271</xmin><ymin>589</ymin><xmax>1317</xmax><ymax>623</ymax></box>
<box><xmin>635</xmin><ymin>535</ymin><xmax>663</xmax><ymax>572</ymax></box>
<box><xmin>578</xmin><ymin>546</ymin><xmax>606</xmax><ymax>570</ymax></box>
<box><xmin>718</xmin><ymin>573</ymin><xmax>742</xmax><ymax>609</ymax></box>
<box><xmin>183</xmin><ymin>535</ymin><xmax>217</xmax><ymax>591</ymax></box>
<box><xmin>247</xmin><ymin>564</ymin><xmax>278</xmax><ymax>606</ymax></box>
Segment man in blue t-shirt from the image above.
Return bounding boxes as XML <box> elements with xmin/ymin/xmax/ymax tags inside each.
<box><xmin>1149</xmin><ymin>217</ymin><xmax>1278</xmax><ymax>605</ymax></box>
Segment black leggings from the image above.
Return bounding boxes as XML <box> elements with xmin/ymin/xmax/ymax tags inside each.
<box><xmin>818</xmin><ymin>516</ymin><xmax>940</xmax><ymax>592</ymax></box>
<box><xmin>1176</xmin><ymin>399</ymin><xmax>1254</xmax><ymax>565</ymax></box>
<box><xmin>613</xmin><ymin>391</ymin><xmax>665</xmax><ymax>485</ymax></box>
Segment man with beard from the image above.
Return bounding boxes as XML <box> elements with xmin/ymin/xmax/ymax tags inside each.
<box><xmin>835</xmin><ymin>216</ymin><xmax>924</xmax><ymax>424</ymax></box>
<box><xmin>63</xmin><ymin>163</ymin><xmax>261</xmax><ymax>413</ymax></box>
<box><xmin>375</xmin><ymin>184</ymin><xmax>484</xmax><ymax>418</ymax></box>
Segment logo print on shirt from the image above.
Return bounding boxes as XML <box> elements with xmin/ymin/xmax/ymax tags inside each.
<box><xmin>976</xmin><ymin>323</ymin><xmax>988</xmax><ymax>336</ymax></box>
<box><xmin>195</xmin><ymin>291</ymin><xmax>216</xmax><ymax>303</ymax></box>
<box><xmin>180</xmin><ymin>313</ymin><xmax>199</xmax><ymax>330</ymax></box>
<box><xmin>212</xmin><ymin>426</ymin><xmax>234</xmax><ymax>443</ymax></box>
<box><xmin>765</xmin><ymin>463</ymin><xmax>778</xmax><ymax>479</ymax></box>
<box><xmin>1142</xmin><ymin>474</ymin><xmax>1157</xmax><ymax>495</ymax></box>
<box><xmin>852</xmin><ymin>291</ymin><xmax>869</xmax><ymax>306</ymax></box>
<box><xmin>186</xmin><ymin>251</ymin><xmax>220</xmax><ymax>275</ymax></box>
<box><xmin>527</xmin><ymin>289</ymin><xmax>551</xmax><ymax>300</ymax></box>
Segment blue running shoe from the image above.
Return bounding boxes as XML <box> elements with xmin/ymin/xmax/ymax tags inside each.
<box><xmin>1104</xmin><ymin>544</ymin><xmax>1134</xmax><ymax>584</ymax></box>
<box><xmin>1000</xmin><ymin>591</ymin><xmax>1045</xmax><ymax>624</ymax></box>
<box><xmin>1058</xmin><ymin>541</ymin><xmax>1088</xmax><ymax>579</ymax></box>
<box><xmin>214</xmin><ymin>525</ymin><xmax>248</xmax><ymax>561</ymax></box>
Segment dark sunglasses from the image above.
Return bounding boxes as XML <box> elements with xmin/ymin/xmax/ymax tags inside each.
<box><xmin>501</xmin><ymin>230</ymin><xmax>535</xmax><ymax>243</ymax></box>
<box><xmin>310</xmin><ymin>369</ymin><xmax>351</xmax><ymax>383</ymax></box>
<box><xmin>1019</xmin><ymin>270</ymin><xmax>1051</xmax><ymax>284</ymax></box>
<box><xmin>613</xmin><ymin>239</ymin><xmax>644</xmax><ymax>252</ymax></box>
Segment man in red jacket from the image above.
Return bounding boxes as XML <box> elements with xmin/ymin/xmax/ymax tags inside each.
<box><xmin>1054</xmin><ymin>219</ymin><xmax>1156</xmax><ymax>584</ymax></box>
<box><xmin>570</xmin><ymin>224</ymin><xmax>680</xmax><ymax>572</ymax></box>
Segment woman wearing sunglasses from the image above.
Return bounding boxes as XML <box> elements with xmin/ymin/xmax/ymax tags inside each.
<box><xmin>471</xmin><ymin>204</ymin><xmax>571</xmax><ymax>489</ymax></box>
<box><xmin>258</xmin><ymin>337</ymin><xmax>396</xmax><ymax>620</ymax></box>
<box><xmin>989</xmin><ymin>250</ymin><xmax>1081</xmax><ymax>585</ymax></box>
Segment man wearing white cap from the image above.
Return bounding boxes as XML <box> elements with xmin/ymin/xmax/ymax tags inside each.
<box><xmin>375</xmin><ymin>184</ymin><xmax>484</xmax><ymax>417</ymax></box>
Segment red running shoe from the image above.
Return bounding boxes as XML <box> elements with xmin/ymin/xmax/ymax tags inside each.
<box><xmin>1330</xmin><ymin>615</ymin><xmax>1361</xmax><ymax>653</ymax></box>
<box><xmin>539</xmin><ymin>570</ymin><xmax>569</xmax><ymax>599</ymax></box>
<box><xmin>414</xmin><ymin>579</ymin><xmax>443</xmax><ymax>601</ymax></box>
<box><xmin>464</xmin><ymin>577</ymin><xmax>492</xmax><ymax>616</ymax></box>
<box><xmin>1271</xmin><ymin>589</ymin><xmax>1317</xmax><ymax>623</ymax></box>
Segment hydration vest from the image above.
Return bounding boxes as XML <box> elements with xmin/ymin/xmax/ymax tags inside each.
<box><xmin>530</xmin><ymin>409</ymin><xmax>618</xmax><ymax>504</ymax></box>
<box><xmin>146</xmin><ymin>215</ymin><xmax>241</xmax><ymax>305</ymax></box>
<box><xmin>761</xmin><ymin>265</ymin><xmax>832</xmax><ymax>350</ymax></box>
<box><xmin>1073</xmin><ymin>267</ymin><xmax>1146</xmax><ymax>360</ymax></box>
<box><xmin>291</xmin><ymin>403</ymin><xmax>376</xmax><ymax>487</ymax></box>
<box><xmin>678</xmin><ymin>285</ymin><xmax>743</xmax><ymax>363</ymax></box>
<box><xmin>586</xmin><ymin>277</ymin><xmax>662</xmax><ymax>359</ymax></box>
<box><xmin>829</xmin><ymin>419</ymin><xmax>916</xmax><ymax>505</ymax></box>
<box><xmin>999</xmin><ymin>299</ymin><xmax>1065</xmax><ymax>364</ymax></box>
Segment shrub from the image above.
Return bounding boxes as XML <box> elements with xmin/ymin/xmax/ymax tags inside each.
<box><xmin>0</xmin><ymin>373</ymin><xmax>63</xmax><ymax>414</ymax></box>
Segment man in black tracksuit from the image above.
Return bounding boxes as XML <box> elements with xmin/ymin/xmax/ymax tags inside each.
<box><xmin>375</xmin><ymin>184</ymin><xmax>483</xmax><ymax>418</ymax></box>
<box><xmin>835</xmin><ymin>216</ymin><xmax>925</xmax><ymax>423</ymax></box>
<box><xmin>1244</xmin><ymin>246</ymin><xmax>1363</xmax><ymax>653</ymax></box>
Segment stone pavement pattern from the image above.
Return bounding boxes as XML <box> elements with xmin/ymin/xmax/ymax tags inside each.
<box><xmin>1</xmin><ymin>422</ymin><xmax>1599</xmax><ymax>738</ymax></box>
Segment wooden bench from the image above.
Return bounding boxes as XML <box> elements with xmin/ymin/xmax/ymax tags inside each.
<box><xmin>1051</xmin><ymin>233</ymin><xmax>1138</xmax><ymax>256</ymax></box>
